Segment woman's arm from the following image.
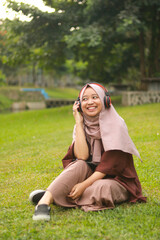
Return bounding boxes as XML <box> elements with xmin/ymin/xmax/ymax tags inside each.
<box><xmin>73</xmin><ymin>101</ymin><xmax>89</xmax><ymax>160</ymax></box>
<box><xmin>68</xmin><ymin>171</ymin><xmax>105</xmax><ymax>200</ymax></box>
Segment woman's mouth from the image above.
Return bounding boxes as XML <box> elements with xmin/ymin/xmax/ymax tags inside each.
<box><xmin>87</xmin><ymin>106</ymin><xmax>97</xmax><ymax>111</ymax></box>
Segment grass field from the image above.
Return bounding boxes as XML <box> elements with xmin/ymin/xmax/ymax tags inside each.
<box><xmin>0</xmin><ymin>103</ymin><xmax>160</xmax><ymax>240</ymax></box>
<box><xmin>46</xmin><ymin>87</ymin><xmax>79</xmax><ymax>99</ymax></box>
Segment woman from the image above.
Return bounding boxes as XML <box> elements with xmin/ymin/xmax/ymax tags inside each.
<box><xmin>30</xmin><ymin>83</ymin><xmax>146</xmax><ymax>221</ymax></box>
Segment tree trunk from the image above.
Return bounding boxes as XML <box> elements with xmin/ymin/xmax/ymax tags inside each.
<box><xmin>148</xmin><ymin>5</ymin><xmax>157</xmax><ymax>77</ymax></box>
<box><xmin>139</xmin><ymin>31</ymin><xmax>146</xmax><ymax>79</ymax></box>
<box><xmin>32</xmin><ymin>62</ymin><xmax>37</xmax><ymax>86</ymax></box>
<box><xmin>155</xmin><ymin>11</ymin><xmax>160</xmax><ymax>73</ymax></box>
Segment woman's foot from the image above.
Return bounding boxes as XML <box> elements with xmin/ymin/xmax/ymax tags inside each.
<box><xmin>32</xmin><ymin>204</ymin><xmax>51</xmax><ymax>221</ymax></box>
<box><xmin>29</xmin><ymin>190</ymin><xmax>46</xmax><ymax>205</ymax></box>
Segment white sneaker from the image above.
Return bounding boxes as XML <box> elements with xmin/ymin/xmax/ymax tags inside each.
<box><xmin>32</xmin><ymin>204</ymin><xmax>51</xmax><ymax>221</ymax></box>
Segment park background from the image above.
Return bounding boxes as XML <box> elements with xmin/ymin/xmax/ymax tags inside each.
<box><xmin>0</xmin><ymin>0</ymin><xmax>160</xmax><ymax>239</ymax></box>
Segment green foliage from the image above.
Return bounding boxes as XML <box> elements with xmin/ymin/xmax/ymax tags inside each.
<box><xmin>66</xmin><ymin>25</ymin><xmax>102</xmax><ymax>48</ymax></box>
<box><xmin>0</xmin><ymin>103</ymin><xmax>160</xmax><ymax>239</ymax></box>
<box><xmin>65</xmin><ymin>59</ymin><xmax>88</xmax><ymax>77</ymax></box>
<box><xmin>1</xmin><ymin>0</ymin><xmax>160</xmax><ymax>85</ymax></box>
<box><xmin>0</xmin><ymin>70</ymin><xmax>6</xmax><ymax>86</ymax></box>
<box><xmin>0</xmin><ymin>93</ymin><xmax>13</xmax><ymax>111</ymax></box>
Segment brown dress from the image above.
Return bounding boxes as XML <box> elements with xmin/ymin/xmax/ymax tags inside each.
<box><xmin>47</xmin><ymin>144</ymin><xmax>146</xmax><ymax>212</ymax></box>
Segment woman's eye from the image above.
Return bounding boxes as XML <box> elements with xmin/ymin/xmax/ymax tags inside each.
<box><xmin>93</xmin><ymin>96</ymin><xmax>98</xmax><ymax>99</ymax></box>
<box><xmin>82</xmin><ymin>98</ymin><xmax>87</xmax><ymax>101</ymax></box>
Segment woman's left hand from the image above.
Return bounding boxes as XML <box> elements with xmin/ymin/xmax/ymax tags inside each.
<box><xmin>68</xmin><ymin>182</ymin><xmax>86</xmax><ymax>200</ymax></box>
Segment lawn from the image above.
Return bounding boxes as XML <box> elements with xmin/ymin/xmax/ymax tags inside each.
<box><xmin>45</xmin><ymin>87</ymin><xmax>79</xmax><ymax>99</ymax></box>
<box><xmin>0</xmin><ymin>103</ymin><xmax>160</xmax><ymax>240</ymax></box>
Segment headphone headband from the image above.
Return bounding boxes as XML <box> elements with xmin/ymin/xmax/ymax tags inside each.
<box><xmin>79</xmin><ymin>82</ymin><xmax>108</xmax><ymax>97</ymax></box>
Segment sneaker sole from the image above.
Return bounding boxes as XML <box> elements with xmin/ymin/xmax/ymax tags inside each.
<box><xmin>32</xmin><ymin>214</ymin><xmax>50</xmax><ymax>221</ymax></box>
<box><xmin>29</xmin><ymin>190</ymin><xmax>46</xmax><ymax>205</ymax></box>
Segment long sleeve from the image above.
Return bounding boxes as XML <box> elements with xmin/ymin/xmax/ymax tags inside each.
<box><xmin>95</xmin><ymin>150</ymin><xmax>128</xmax><ymax>175</ymax></box>
<box><xmin>95</xmin><ymin>150</ymin><xmax>147</xmax><ymax>203</ymax></box>
<box><xmin>62</xmin><ymin>143</ymin><xmax>75</xmax><ymax>168</ymax></box>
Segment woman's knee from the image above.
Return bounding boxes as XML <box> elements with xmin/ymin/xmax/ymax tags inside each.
<box><xmin>66</xmin><ymin>159</ymin><xmax>89</xmax><ymax>172</ymax></box>
<box><xmin>47</xmin><ymin>182</ymin><xmax>70</xmax><ymax>202</ymax></box>
<box><xmin>75</xmin><ymin>159</ymin><xmax>88</xmax><ymax>168</ymax></box>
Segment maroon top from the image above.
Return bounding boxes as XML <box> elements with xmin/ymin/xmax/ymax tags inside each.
<box><xmin>62</xmin><ymin>144</ymin><xmax>146</xmax><ymax>203</ymax></box>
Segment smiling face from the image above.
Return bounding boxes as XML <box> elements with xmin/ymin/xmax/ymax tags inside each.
<box><xmin>81</xmin><ymin>87</ymin><xmax>102</xmax><ymax>117</ymax></box>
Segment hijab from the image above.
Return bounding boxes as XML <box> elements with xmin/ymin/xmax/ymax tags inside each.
<box><xmin>73</xmin><ymin>83</ymin><xmax>141</xmax><ymax>163</ymax></box>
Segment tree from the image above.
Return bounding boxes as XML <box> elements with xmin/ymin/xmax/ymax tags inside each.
<box><xmin>64</xmin><ymin>0</ymin><xmax>137</xmax><ymax>83</ymax></box>
<box><xmin>64</xmin><ymin>0</ymin><xmax>160</xmax><ymax>83</ymax></box>
<box><xmin>117</xmin><ymin>0</ymin><xmax>160</xmax><ymax>78</ymax></box>
<box><xmin>3</xmin><ymin>0</ymin><xmax>160</xmax><ymax>86</ymax></box>
<box><xmin>3</xmin><ymin>0</ymin><xmax>87</xmax><ymax>84</ymax></box>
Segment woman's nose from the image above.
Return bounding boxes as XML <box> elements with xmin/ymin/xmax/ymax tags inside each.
<box><xmin>88</xmin><ymin>98</ymin><xmax>94</xmax><ymax>104</ymax></box>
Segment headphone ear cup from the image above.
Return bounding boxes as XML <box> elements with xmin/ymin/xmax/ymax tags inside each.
<box><xmin>78</xmin><ymin>101</ymin><xmax>82</xmax><ymax>112</ymax></box>
<box><xmin>104</xmin><ymin>93</ymin><xmax>111</xmax><ymax>108</ymax></box>
<box><xmin>77</xmin><ymin>97</ymin><xmax>82</xmax><ymax>112</ymax></box>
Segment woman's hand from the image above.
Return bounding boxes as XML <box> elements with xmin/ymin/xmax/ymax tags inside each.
<box><xmin>68</xmin><ymin>171</ymin><xmax>106</xmax><ymax>200</ymax></box>
<box><xmin>73</xmin><ymin>101</ymin><xmax>83</xmax><ymax>124</ymax></box>
<box><xmin>68</xmin><ymin>182</ymin><xmax>86</xmax><ymax>200</ymax></box>
<box><xmin>73</xmin><ymin>101</ymin><xmax>89</xmax><ymax>160</ymax></box>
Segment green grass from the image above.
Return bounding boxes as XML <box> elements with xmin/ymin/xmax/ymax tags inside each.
<box><xmin>0</xmin><ymin>86</ymin><xmax>80</xmax><ymax>111</ymax></box>
<box><xmin>0</xmin><ymin>93</ymin><xmax>13</xmax><ymax>111</ymax></box>
<box><xmin>0</xmin><ymin>103</ymin><xmax>160</xmax><ymax>240</ymax></box>
<box><xmin>45</xmin><ymin>87</ymin><xmax>79</xmax><ymax>99</ymax></box>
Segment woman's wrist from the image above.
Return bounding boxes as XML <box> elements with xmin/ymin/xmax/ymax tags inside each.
<box><xmin>82</xmin><ymin>172</ymin><xmax>105</xmax><ymax>188</ymax></box>
<box><xmin>75</xmin><ymin>120</ymin><xmax>83</xmax><ymax>126</ymax></box>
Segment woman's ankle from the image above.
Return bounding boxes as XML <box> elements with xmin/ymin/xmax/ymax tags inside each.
<box><xmin>38</xmin><ymin>190</ymin><xmax>53</xmax><ymax>206</ymax></box>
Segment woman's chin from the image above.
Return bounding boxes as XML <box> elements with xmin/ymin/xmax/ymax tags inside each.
<box><xmin>85</xmin><ymin>111</ymin><xmax>99</xmax><ymax>117</ymax></box>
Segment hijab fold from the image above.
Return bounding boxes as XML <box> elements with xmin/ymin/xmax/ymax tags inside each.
<box><xmin>83</xmin><ymin>115</ymin><xmax>102</xmax><ymax>163</ymax></box>
<box><xmin>72</xmin><ymin>83</ymin><xmax>141</xmax><ymax>163</ymax></box>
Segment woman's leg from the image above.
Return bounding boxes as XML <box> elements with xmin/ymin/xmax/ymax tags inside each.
<box><xmin>37</xmin><ymin>160</ymin><xmax>93</xmax><ymax>207</ymax></box>
<box><xmin>38</xmin><ymin>190</ymin><xmax>53</xmax><ymax>205</ymax></box>
<box><xmin>32</xmin><ymin>160</ymin><xmax>92</xmax><ymax>220</ymax></box>
<box><xmin>77</xmin><ymin>179</ymin><xmax>129</xmax><ymax>212</ymax></box>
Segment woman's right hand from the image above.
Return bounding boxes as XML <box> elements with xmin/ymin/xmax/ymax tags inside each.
<box><xmin>72</xmin><ymin>101</ymin><xmax>83</xmax><ymax>124</ymax></box>
<box><xmin>73</xmin><ymin>101</ymin><xmax>89</xmax><ymax>160</ymax></box>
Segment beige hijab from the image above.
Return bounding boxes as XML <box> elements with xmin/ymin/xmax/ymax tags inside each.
<box><xmin>73</xmin><ymin>83</ymin><xmax>141</xmax><ymax>163</ymax></box>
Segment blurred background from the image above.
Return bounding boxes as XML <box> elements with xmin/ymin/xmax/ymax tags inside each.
<box><xmin>0</xmin><ymin>0</ymin><xmax>160</xmax><ymax>111</ymax></box>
